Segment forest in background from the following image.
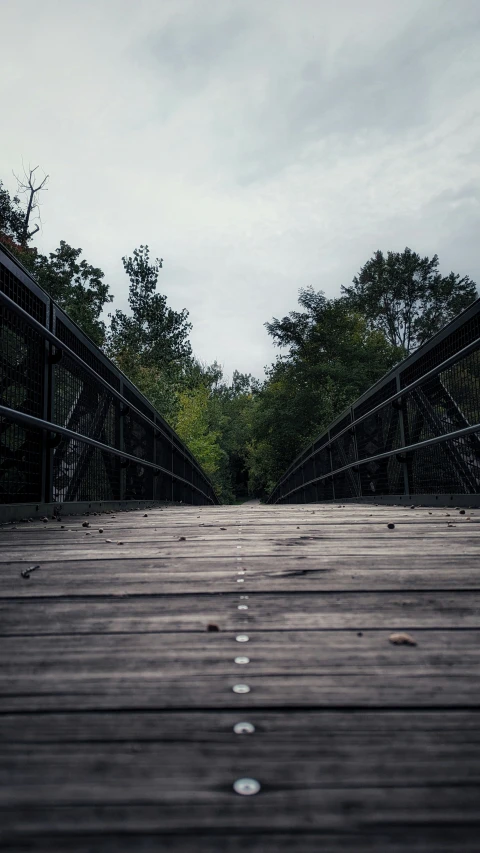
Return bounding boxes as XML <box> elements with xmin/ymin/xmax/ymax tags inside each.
<box><xmin>1</xmin><ymin>169</ymin><xmax>477</xmax><ymax>502</ymax></box>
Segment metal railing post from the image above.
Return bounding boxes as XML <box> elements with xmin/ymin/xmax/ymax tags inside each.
<box><xmin>328</xmin><ymin>435</ymin><xmax>335</xmax><ymax>502</ymax></box>
<box><xmin>42</xmin><ymin>298</ymin><xmax>55</xmax><ymax>504</ymax></box>
<box><xmin>152</xmin><ymin>417</ymin><xmax>156</xmax><ymax>502</ymax></box>
<box><xmin>119</xmin><ymin>380</ymin><xmax>126</xmax><ymax>501</ymax></box>
<box><xmin>395</xmin><ymin>373</ymin><xmax>410</xmax><ymax>497</ymax></box>
<box><xmin>313</xmin><ymin>454</ymin><xmax>318</xmax><ymax>503</ymax></box>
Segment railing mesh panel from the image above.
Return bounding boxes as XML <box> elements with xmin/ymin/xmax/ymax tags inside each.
<box><xmin>0</xmin><ymin>280</ymin><xmax>46</xmax><ymax>503</ymax></box>
<box><xmin>0</xmin><ymin>261</ymin><xmax>47</xmax><ymax>325</ymax></box>
<box><xmin>400</xmin><ymin>313</ymin><xmax>480</xmax><ymax>387</ymax></box>
<box><xmin>0</xmin><ymin>246</ymin><xmax>217</xmax><ymax>508</ymax></box>
<box><xmin>51</xmin><ymin>324</ymin><xmax>121</xmax><ymax>502</ymax></box>
<box><xmin>269</xmin><ymin>303</ymin><xmax>480</xmax><ymax>504</ymax></box>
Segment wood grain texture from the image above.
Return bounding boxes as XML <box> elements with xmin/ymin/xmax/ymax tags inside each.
<box><xmin>1</xmin><ymin>590</ymin><xmax>479</xmax><ymax>634</ymax></box>
<box><xmin>4</xmin><ymin>831</ymin><xmax>480</xmax><ymax>853</ymax></box>
<box><xmin>1</xmin><ymin>501</ymin><xmax>479</xmax><ymax>851</ymax></box>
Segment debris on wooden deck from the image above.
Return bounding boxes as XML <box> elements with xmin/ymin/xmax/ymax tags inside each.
<box><xmin>1</xmin><ymin>501</ymin><xmax>480</xmax><ymax>851</ymax></box>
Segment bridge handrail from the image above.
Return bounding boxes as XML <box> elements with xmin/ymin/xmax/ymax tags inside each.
<box><xmin>0</xmin><ymin>404</ymin><xmax>216</xmax><ymax>504</ymax></box>
<box><xmin>0</xmin><ymin>242</ymin><xmax>218</xmax><ymax>507</ymax></box>
<box><xmin>0</xmin><ymin>286</ymin><xmax>212</xmax><ymax>486</ymax></box>
<box><xmin>267</xmin><ymin>296</ymin><xmax>480</xmax><ymax>504</ymax></box>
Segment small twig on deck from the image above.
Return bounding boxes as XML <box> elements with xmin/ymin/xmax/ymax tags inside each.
<box><xmin>21</xmin><ymin>564</ymin><xmax>40</xmax><ymax>579</ymax></box>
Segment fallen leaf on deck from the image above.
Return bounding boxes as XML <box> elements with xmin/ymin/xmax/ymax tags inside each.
<box><xmin>389</xmin><ymin>632</ymin><xmax>417</xmax><ymax>646</ymax></box>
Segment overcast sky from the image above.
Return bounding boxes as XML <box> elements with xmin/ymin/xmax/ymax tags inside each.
<box><xmin>2</xmin><ymin>0</ymin><xmax>479</xmax><ymax>379</ymax></box>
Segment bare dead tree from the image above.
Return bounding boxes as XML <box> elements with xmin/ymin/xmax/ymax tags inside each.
<box><xmin>13</xmin><ymin>164</ymin><xmax>49</xmax><ymax>244</ymax></box>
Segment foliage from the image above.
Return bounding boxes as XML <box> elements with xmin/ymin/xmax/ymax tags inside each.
<box><xmin>112</xmin><ymin>349</ymin><xmax>183</xmax><ymax>426</ymax></box>
<box><xmin>172</xmin><ymin>365</ymin><xmax>259</xmax><ymax>503</ymax></box>
<box><xmin>0</xmin><ymin>180</ymin><xmax>25</xmax><ymax>245</ymax></box>
<box><xmin>1</xmin><ymin>177</ymin><xmax>111</xmax><ymax>346</ymax></box>
<box><xmin>208</xmin><ymin>371</ymin><xmax>261</xmax><ymax>501</ymax></box>
<box><xmin>174</xmin><ymin>383</ymin><xmax>227</xmax><ymax>498</ymax></box>
<box><xmin>106</xmin><ymin>244</ymin><xmax>196</xmax><ymax>431</ymax></box>
<box><xmin>107</xmin><ymin>246</ymin><xmax>192</xmax><ymax>367</ymax></box>
<box><xmin>341</xmin><ymin>247</ymin><xmax>477</xmax><ymax>353</ymax></box>
<box><xmin>247</xmin><ymin>289</ymin><xmax>403</xmax><ymax>494</ymax></box>
<box><xmin>25</xmin><ymin>242</ymin><xmax>112</xmax><ymax>346</ymax></box>
<box><xmin>5</xmin><ymin>167</ymin><xmax>478</xmax><ymax>503</ymax></box>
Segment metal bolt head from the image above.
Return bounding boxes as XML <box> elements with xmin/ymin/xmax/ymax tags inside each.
<box><xmin>236</xmin><ymin>634</ymin><xmax>249</xmax><ymax>642</ymax></box>
<box><xmin>233</xmin><ymin>722</ymin><xmax>255</xmax><ymax>734</ymax></box>
<box><xmin>238</xmin><ymin>604</ymin><xmax>248</xmax><ymax>610</ymax></box>
<box><xmin>232</xmin><ymin>683</ymin><xmax>250</xmax><ymax>694</ymax></box>
<box><xmin>234</xmin><ymin>656</ymin><xmax>250</xmax><ymax>664</ymax></box>
<box><xmin>233</xmin><ymin>777</ymin><xmax>261</xmax><ymax>795</ymax></box>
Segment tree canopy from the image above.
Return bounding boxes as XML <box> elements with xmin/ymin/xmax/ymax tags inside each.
<box><xmin>341</xmin><ymin>248</ymin><xmax>477</xmax><ymax>353</ymax></box>
<box><xmin>2</xmin><ymin>166</ymin><xmax>477</xmax><ymax>501</ymax></box>
<box><xmin>247</xmin><ymin>289</ymin><xmax>403</xmax><ymax>493</ymax></box>
<box><xmin>0</xmin><ymin>176</ymin><xmax>112</xmax><ymax>346</ymax></box>
<box><xmin>107</xmin><ymin>246</ymin><xmax>192</xmax><ymax>367</ymax></box>
<box><xmin>27</xmin><ymin>241</ymin><xmax>112</xmax><ymax>346</ymax></box>
<box><xmin>0</xmin><ymin>180</ymin><xmax>25</xmax><ymax>246</ymax></box>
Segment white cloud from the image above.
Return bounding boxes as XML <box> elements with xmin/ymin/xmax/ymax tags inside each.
<box><xmin>1</xmin><ymin>0</ymin><xmax>479</xmax><ymax>379</ymax></box>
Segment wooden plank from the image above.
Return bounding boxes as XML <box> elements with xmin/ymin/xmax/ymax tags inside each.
<box><xmin>2</xmin><ymin>626</ymin><xmax>479</xmax><ymax>660</ymax></box>
<box><xmin>2</xmin><ymin>710</ymin><xmax>479</xmax><ymax>743</ymax></box>
<box><xmin>2</xmin><ymin>672</ymin><xmax>480</xmax><ymax>711</ymax></box>
<box><xmin>1</xmin><ymin>535</ymin><xmax>479</xmax><ymax>562</ymax></box>
<box><xmin>1</xmin><ymin>591</ymin><xmax>480</xmax><ymax>634</ymax></box>
<box><xmin>1</xmin><ymin>786</ymin><xmax>480</xmax><ymax>833</ymax></box>
<box><xmin>3</xmin><ymin>640</ymin><xmax>480</xmax><ymax>696</ymax></box>
<box><xmin>3</xmin><ymin>829</ymin><xmax>479</xmax><ymax>853</ymax></box>
<box><xmin>2</xmin><ymin>739</ymin><xmax>480</xmax><ymax>800</ymax></box>
<box><xmin>2</xmin><ymin>518</ymin><xmax>479</xmax><ymax>543</ymax></box>
<box><xmin>1</xmin><ymin>501</ymin><xmax>480</xmax><ymax>851</ymax></box>
<box><xmin>2</xmin><ymin>557</ymin><xmax>480</xmax><ymax>598</ymax></box>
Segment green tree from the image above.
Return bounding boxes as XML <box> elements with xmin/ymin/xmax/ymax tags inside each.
<box><xmin>1</xmin><ymin>172</ymin><xmax>111</xmax><ymax>346</ymax></box>
<box><xmin>341</xmin><ymin>248</ymin><xmax>477</xmax><ymax>353</ymax></box>
<box><xmin>174</xmin><ymin>383</ymin><xmax>226</xmax><ymax>498</ymax></box>
<box><xmin>170</xmin><ymin>362</ymin><xmax>260</xmax><ymax>503</ymax></box>
<box><xmin>248</xmin><ymin>289</ymin><xmax>402</xmax><ymax>494</ymax></box>
<box><xmin>208</xmin><ymin>371</ymin><xmax>260</xmax><ymax>501</ymax></box>
<box><xmin>0</xmin><ymin>180</ymin><xmax>25</xmax><ymax>246</ymax></box>
<box><xmin>107</xmin><ymin>246</ymin><xmax>192</xmax><ymax>367</ymax></box>
<box><xmin>106</xmin><ymin>245</ymin><xmax>195</xmax><ymax>426</ymax></box>
<box><xmin>26</xmin><ymin>241</ymin><xmax>112</xmax><ymax>346</ymax></box>
<box><xmin>110</xmin><ymin>349</ymin><xmax>182</xmax><ymax>426</ymax></box>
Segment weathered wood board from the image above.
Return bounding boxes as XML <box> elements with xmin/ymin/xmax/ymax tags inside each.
<box><xmin>1</xmin><ymin>501</ymin><xmax>479</xmax><ymax>851</ymax></box>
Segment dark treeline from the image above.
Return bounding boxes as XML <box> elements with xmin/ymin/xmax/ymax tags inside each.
<box><xmin>1</xmin><ymin>171</ymin><xmax>477</xmax><ymax>501</ymax></box>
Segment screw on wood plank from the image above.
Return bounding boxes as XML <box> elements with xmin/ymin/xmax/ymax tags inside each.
<box><xmin>233</xmin><ymin>778</ymin><xmax>260</xmax><ymax>795</ymax></box>
<box><xmin>233</xmin><ymin>722</ymin><xmax>255</xmax><ymax>734</ymax></box>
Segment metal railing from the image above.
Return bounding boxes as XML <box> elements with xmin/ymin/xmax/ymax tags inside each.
<box><xmin>267</xmin><ymin>296</ymin><xmax>480</xmax><ymax>505</ymax></box>
<box><xmin>0</xmin><ymin>243</ymin><xmax>218</xmax><ymax>511</ymax></box>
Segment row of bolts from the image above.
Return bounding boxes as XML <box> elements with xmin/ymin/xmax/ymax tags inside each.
<box><xmin>231</xmin><ymin>520</ymin><xmax>260</xmax><ymax>797</ymax></box>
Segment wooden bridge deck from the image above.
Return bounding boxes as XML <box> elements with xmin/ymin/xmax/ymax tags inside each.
<box><xmin>1</xmin><ymin>501</ymin><xmax>480</xmax><ymax>851</ymax></box>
